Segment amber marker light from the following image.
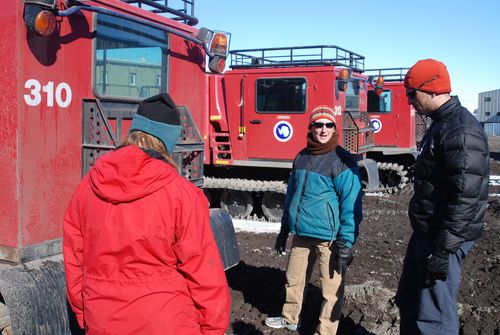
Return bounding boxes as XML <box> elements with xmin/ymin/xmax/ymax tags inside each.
<box><xmin>35</xmin><ymin>10</ymin><xmax>56</xmax><ymax>36</ymax></box>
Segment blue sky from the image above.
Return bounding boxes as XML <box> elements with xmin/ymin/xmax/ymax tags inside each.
<box><xmin>196</xmin><ymin>0</ymin><xmax>500</xmax><ymax>112</ymax></box>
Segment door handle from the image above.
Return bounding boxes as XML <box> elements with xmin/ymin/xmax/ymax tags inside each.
<box><xmin>249</xmin><ymin>119</ymin><xmax>262</xmax><ymax>124</ymax></box>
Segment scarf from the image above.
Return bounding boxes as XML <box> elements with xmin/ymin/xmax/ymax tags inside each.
<box><xmin>306</xmin><ymin>132</ymin><xmax>339</xmax><ymax>155</ymax></box>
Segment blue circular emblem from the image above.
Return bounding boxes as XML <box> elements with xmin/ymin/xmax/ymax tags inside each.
<box><xmin>273</xmin><ymin>121</ymin><xmax>293</xmax><ymax>142</ymax></box>
<box><xmin>370</xmin><ymin>119</ymin><xmax>382</xmax><ymax>133</ymax></box>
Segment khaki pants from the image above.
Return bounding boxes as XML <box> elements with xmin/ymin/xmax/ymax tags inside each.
<box><xmin>282</xmin><ymin>236</ymin><xmax>345</xmax><ymax>335</ymax></box>
<box><xmin>0</xmin><ymin>302</ymin><xmax>12</xmax><ymax>335</ymax></box>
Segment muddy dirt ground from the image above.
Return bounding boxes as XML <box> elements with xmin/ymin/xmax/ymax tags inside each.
<box><xmin>225</xmin><ymin>159</ymin><xmax>500</xmax><ymax>335</ymax></box>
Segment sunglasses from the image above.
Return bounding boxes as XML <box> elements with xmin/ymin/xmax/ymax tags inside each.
<box><xmin>406</xmin><ymin>90</ymin><xmax>417</xmax><ymax>99</ymax></box>
<box><xmin>406</xmin><ymin>75</ymin><xmax>438</xmax><ymax>99</ymax></box>
<box><xmin>312</xmin><ymin>122</ymin><xmax>336</xmax><ymax>129</ymax></box>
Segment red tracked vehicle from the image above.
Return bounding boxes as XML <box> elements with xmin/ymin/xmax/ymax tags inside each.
<box><xmin>0</xmin><ymin>1</ymin><xmax>238</xmax><ymax>333</ymax></box>
<box><xmin>203</xmin><ymin>46</ymin><xmax>381</xmax><ymax>221</ymax></box>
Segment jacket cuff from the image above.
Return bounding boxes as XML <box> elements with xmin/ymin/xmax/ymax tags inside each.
<box><xmin>433</xmin><ymin>248</ymin><xmax>449</xmax><ymax>259</ymax></box>
<box><xmin>336</xmin><ymin>238</ymin><xmax>352</xmax><ymax>248</ymax></box>
<box><xmin>75</xmin><ymin>311</ymin><xmax>84</xmax><ymax>329</ymax></box>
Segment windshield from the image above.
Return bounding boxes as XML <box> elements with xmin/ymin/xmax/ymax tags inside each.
<box><xmin>94</xmin><ymin>14</ymin><xmax>169</xmax><ymax>98</ymax></box>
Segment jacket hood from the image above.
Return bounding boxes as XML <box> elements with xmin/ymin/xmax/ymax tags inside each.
<box><xmin>89</xmin><ymin>145</ymin><xmax>177</xmax><ymax>203</ymax></box>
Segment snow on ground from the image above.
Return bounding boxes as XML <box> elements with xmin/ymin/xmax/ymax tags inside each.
<box><xmin>232</xmin><ymin>219</ymin><xmax>280</xmax><ymax>234</ymax></box>
<box><xmin>490</xmin><ymin>175</ymin><xmax>500</xmax><ymax>186</ymax></box>
<box><xmin>364</xmin><ymin>192</ymin><xmax>387</xmax><ymax>197</ymax></box>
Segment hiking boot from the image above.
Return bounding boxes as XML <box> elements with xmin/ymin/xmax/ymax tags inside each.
<box><xmin>265</xmin><ymin>316</ymin><xmax>298</xmax><ymax>330</ymax></box>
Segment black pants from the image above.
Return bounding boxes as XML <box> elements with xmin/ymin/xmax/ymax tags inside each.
<box><xmin>395</xmin><ymin>233</ymin><xmax>474</xmax><ymax>335</ymax></box>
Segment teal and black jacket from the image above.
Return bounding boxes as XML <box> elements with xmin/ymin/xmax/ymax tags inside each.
<box><xmin>281</xmin><ymin>146</ymin><xmax>363</xmax><ymax>248</ymax></box>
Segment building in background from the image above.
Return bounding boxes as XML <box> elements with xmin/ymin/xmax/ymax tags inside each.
<box><xmin>477</xmin><ymin>89</ymin><xmax>500</xmax><ymax>136</ymax></box>
<box><xmin>95</xmin><ymin>56</ymin><xmax>163</xmax><ymax>98</ymax></box>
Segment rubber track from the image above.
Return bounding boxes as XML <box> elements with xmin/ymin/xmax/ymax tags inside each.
<box><xmin>373</xmin><ymin>162</ymin><xmax>410</xmax><ymax>194</ymax></box>
<box><xmin>204</xmin><ymin>178</ymin><xmax>286</xmax><ymax>221</ymax></box>
<box><xmin>204</xmin><ymin>177</ymin><xmax>287</xmax><ymax>193</ymax></box>
<box><xmin>204</xmin><ymin>163</ymin><xmax>410</xmax><ymax>221</ymax></box>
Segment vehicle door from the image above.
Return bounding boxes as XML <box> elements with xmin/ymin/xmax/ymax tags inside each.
<box><xmin>367</xmin><ymin>88</ymin><xmax>399</xmax><ymax>147</ymax></box>
<box><xmin>244</xmin><ymin>75</ymin><xmax>310</xmax><ymax>160</ymax></box>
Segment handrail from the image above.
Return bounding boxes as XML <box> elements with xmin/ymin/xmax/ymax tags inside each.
<box><xmin>364</xmin><ymin>68</ymin><xmax>409</xmax><ymax>82</ymax></box>
<box><xmin>56</xmin><ymin>4</ymin><xmax>217</xmax><ymax>56</ymax></box>
<box><xmin>120</xmin><ymin>0</ymin><xmax>197</xmax><ymax>25</ymax></box>
<box><xmin>230</xmin><ymin>45</ymin><xmax>365</xmax><ymax>71</ymax></box>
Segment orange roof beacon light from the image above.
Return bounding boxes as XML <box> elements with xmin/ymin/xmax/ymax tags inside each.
<box><xmin>207</xmin><ymin>32</ymin><xmax>229</xmax><ymax>74</ymax></box>
<box><xmin>376</xmin><ymin>75</ymin><xmax>385</xmax><ymax>96</ymax></box>
<box><xmin>210</xmin><ymin>33</ymin><xmax>228</xmax><ymax>56</ymax></box>
<box><xmin>196</xmin><ymin>28</ymin><xmax>229</xmax><ymax>73</ymax></box>
<box><xmin>338</xmin><ymin>68</ymin><xmax>350</xmax><ymax>92</ymax></box>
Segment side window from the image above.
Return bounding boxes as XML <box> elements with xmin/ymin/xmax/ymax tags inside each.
<box><xmin>256</xmin><ymin>78</ymin><xmax>307</xmax><ymax>113</ymax></box>
<box><xmin>368</xmin><ymin>90</ymin><xmax>392</xmax><ymax>113</ymax></box>
<box><xmin>379</xmin><ymin>90</ymin><xmax>392</xmax><ymax>112</ymax></box>
<box><xmin>94</xmin><ymin>14</ymin><xmax>168</xmax><ymax>98</ymax></box>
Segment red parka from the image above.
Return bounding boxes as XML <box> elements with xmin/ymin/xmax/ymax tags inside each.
<box><xmin>63</xmin><ymin>145</ymin><xmax>230</xmax><ymax>335</ymax></box>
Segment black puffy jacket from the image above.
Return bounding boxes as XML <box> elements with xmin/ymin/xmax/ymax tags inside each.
<box><xmin>409</xmin><ymin>96</ymin><xmax>490</xmax><ymax>253</ymax></box>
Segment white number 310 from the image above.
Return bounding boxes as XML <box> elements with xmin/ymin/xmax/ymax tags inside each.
<box><xmin>24</xmin><ymin>79</ymin><xmax>72</xmax><ymax>108</ymax></box>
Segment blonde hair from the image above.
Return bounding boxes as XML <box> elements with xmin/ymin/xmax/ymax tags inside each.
<box><xmin>120</xmin><ymin>130</ymin><xmax>179</xmax><ymax>170</ymax></box>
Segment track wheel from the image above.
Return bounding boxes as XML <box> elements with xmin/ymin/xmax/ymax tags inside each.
<box><xmin>220</xmin><ymin>190</ymin><xmax>254</xmax><ymax>218</ymax></box>
<box><xmin>262</xmin><ymin>192</ymin><xmax>286</xmax><ymax>222</ymax></box>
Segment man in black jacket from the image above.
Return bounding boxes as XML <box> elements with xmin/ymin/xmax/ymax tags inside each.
<box><xmin>395</xmin><ymin>59</ymin><xmax>490</xmax><ymax>335</ymax></box>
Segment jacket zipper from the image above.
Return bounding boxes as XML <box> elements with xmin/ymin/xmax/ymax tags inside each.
<box><xmin>327</xmin><ymin>202</ymin><xmax>336</xmax><ymax>245</ymax></box>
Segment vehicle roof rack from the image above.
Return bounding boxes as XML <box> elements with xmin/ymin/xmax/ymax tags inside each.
<box><xmin>364</xmin><ymin>68</ymin><xmax>409</xmax><ymax>82</ymax></box>
<box><xmin>230</xmin><ymin>45</ymin><xmax>365</xmax><ymax>72</ymax></box>
<box><xmin>120</xmin><ymin>0</ymin><xmax>197</xmax><ymax>26</ymax></box>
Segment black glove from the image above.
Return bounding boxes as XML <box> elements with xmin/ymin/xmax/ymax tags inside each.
<box><xmin>334</xmin><ymin>239</ymin><xmax>353</xmax><ymax>273</ymax></box>
<box><xmin>425</xmin><ymin>249</ymin><xmax>449</xmax><ymax>287</ymax></box>
<box><xmin>274</xmin><ymin>230</ymin><xmax>288</xmax><ymax>256</ymax></box>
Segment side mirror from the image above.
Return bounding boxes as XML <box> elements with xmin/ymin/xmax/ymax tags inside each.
<box><xmin>209</xmin><ymin>56</ymin><xmax>226</xmax><ymax>74</ymax></box>
<box><xmin>338</xmin><ymin>79</ymin><xmax>348</xmax><ymax>92</ymax></box>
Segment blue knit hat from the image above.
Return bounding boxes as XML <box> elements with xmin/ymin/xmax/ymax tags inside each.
<box><xmin>130</xmin><ymin>93</ymin><xmax>181</xmax><ymax>154</ymax></box>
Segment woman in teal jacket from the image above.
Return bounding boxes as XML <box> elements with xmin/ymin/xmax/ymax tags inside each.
<box><xmin>265</xmin><ymin>106</ymin><xmax>362</xmax><ymax>335</ymax></box>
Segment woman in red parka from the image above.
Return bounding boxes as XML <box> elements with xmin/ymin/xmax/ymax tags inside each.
<box><xmin>63</xmin><ymin>93</ymin><xmax>230</xmax><ymax>335</ymax></box>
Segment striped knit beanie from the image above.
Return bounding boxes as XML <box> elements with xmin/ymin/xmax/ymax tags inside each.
<box><xmin>310</xmin><ymin>106</ymin><xmax>336</xmax><ymax>124</ymax></box>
